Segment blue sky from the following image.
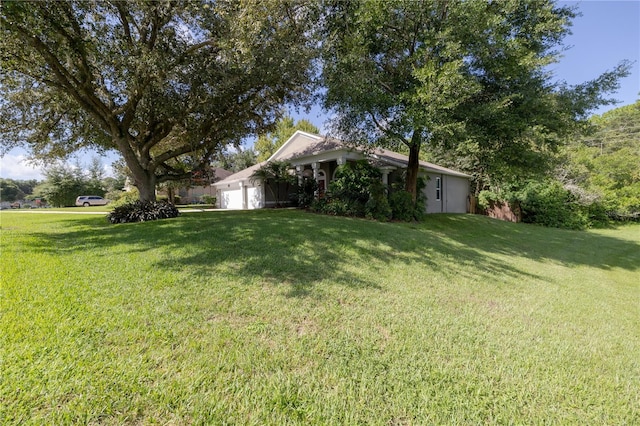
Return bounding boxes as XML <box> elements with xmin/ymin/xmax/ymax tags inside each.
<box><xmin>1</xmin><ymin>0</ymin><xmax>638</xmax><ymax>181</ymax></box>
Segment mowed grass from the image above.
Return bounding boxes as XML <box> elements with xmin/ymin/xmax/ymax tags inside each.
<box><xmin>1</xmin><ymin>210</ymin><xmax>639</xmax><ymax>424</ymax></box>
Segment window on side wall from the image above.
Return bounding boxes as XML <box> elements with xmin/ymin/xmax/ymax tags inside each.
<box><xmin>436</xmin><ymin>177</ymin><xmax>441</xmax><ymax>201</ymax></box>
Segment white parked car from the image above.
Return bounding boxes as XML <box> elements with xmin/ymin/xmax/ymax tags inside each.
<box><xmin>75</xmin><ymin>196</ymin><xmax>109</xmax><ymax>207</ymax></box>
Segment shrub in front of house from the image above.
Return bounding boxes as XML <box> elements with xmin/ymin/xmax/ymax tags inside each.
<box><xmin>310</xmin><ymin>161</ymin><xmax>430</xmax><ymax>222</ymax></box>
<box><xmin>389</xmin><ymin>190</ymin><xmax>415</xmax><ymax>221</ymax></box>
<box><xmin>388</xmin><ymin>175</ymin><xmax>426</xmax><ymax>221</ymax></box>
<box><xmin>365</xmin><ymin>181</ymin><xmax>392</xmax><ymax>221</ymax></box>
<box><xmin>108</xmin><ymin>200</ymin><xmax>180</xmax><ymax>224</ymax></box>
<box><xmin>483</xmin><ymin>180</ymin><xmax>609</xmax><ymax>229</ymax></box>
<box><xmin>297</xmin><ymin>177</ymin><xmax>318</xmax><ymax>209</ymax></box>
<box><xmin>312</xmin><ymin>160</ymin><xmax>391</xmax><ymax>221</ymax></box>
<box><xmin>201</xmin><ymin>195</ymin><xmax>216</xmax><ymax>205</ymax></box>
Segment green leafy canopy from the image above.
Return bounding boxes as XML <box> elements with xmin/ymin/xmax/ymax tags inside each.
<box><xmin>321</xmin><ymin>0</ymin><xmax>631</xmax><ymax>197</ymax></box>
<box><xmin>1</xmin><ymin>0</ymin><xmax>318</xmax><ymax>201</ymax></box>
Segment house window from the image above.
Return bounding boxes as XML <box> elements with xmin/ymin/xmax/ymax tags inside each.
<box><xmin>436</xmin><ymin>177</ymin><xmax>441</xmax><ymax>201</ymax></box>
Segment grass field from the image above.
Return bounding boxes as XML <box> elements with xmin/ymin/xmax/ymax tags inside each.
<box><xmin>25</xmin><ymin>203</ymin><xmax>216</xmax><ymax>213</ymax></box>
<box><xmin>1</xmin><ymin>210</ymin><xmax>639</xmax><ymax>424</ymax></box>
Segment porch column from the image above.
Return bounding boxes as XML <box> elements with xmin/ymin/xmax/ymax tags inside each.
<box><xmin>296</xmin><ymin>165</ymin><xmax>303</xmax><ymax>186</ymax></box>
<box><xmin>312</xmin><ymin>162</ymin><xmax>320</xmax><ymax>196</ymax></box>
<box><xmin>337</xmin><ymin>156</ymin><xmax>346</xmax><ymax>166</ymax></box>
<box><xmin>380</xmin><ymin>166</ymin><xmax>396</xmax><ymax>187</ymax></box>
<box><xmin>239</xmin><ymin>181</ymin><xmax>247</xmax><ymax>210</ymax></box>
<box><xmin>381</xmin><ymin>171</ymin><xmax>389</xmax><ymax>186</ymax></box>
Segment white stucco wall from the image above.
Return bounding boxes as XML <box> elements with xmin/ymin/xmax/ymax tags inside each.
<box><xmin>423</xmin><ymin>173</ymin><xmax>469</xmax><ymax>213</ymax></box>
<box><xmin>443</xmin><ymin>175</ymin><xmax>469</xmax><ymax>213</ymax></box>
<box><xmin>246</xmin><ymin>186</ymin><xmax>263</xmax><ymax>209</ymax></box>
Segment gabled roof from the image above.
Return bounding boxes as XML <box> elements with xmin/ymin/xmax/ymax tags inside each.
<box><xmin>268</xmin><ymin>131</ymin><xmax>328</xmax><ymax>161</ymax></box>
<box><xmin>212</xmin><ymin>161</ymin><xmax>267</xmax><ymax>185</ymax></box>
<box><xmin>371</xmin><ymin>148</ymin><xmax>471</xmax><ymax>178</ymax></box>
<box><xmin>213</xmin><ymin>167</ymin><xmax>233</xmax><ymax>182</ymax></box>
<box><xmin>214</xmin><ymin>131</ymin><xmax>470</xmax><ymax>186</ymax></box>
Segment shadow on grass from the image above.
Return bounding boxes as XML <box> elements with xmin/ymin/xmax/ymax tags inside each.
<box><xmin>20</xmin><ymin>210</ymin><xmax>640</xmax><ymax>297</ymax></box>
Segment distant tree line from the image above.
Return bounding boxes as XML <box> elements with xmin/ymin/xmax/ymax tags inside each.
<box><xmin>474</xmin><ymin>100</ymin><xmax>640</xmax><ymax>228</ymax></box>
<box><xmin>563</xmin><ymin>101</ymin><xmax>640</xmax><ymax>221</ymax></box>
<box><xmin>0</xmin><ymin>179</ymin><xmax>39</xmax><ymax>203</ymax></box>
<box><xmin>1</xmin><ymin>158</ymin><xmax>127</xmax><ymax>207</ymax></box>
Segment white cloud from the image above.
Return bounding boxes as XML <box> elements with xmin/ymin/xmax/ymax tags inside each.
<box><xmin>0</xmin><ymin>148</ymin><xmax>120</xmax><ymax>181</ymax></box>
<box><xmin>0</xmin><ymin>152</ymin><xmax>44</xmax><ymax>181</ymax></box>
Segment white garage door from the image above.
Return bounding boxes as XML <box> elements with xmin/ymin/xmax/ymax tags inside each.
<box><xmin>220</xmin><ymin>189</ymin><xmax>243</xmax><ymax>209</ymax></box>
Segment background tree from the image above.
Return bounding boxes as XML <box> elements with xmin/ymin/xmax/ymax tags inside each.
<box><xmin>431</xmin><ymin>1</ymin><xmax>630</xmax><ymax>194</ymax></box>
<box><xmin>33</xmin><ymin>162</ymin><xmax>87</xmax><ymax>207</ymax></box>
<box><xmin>0</xmin><ymin>179</ymin><xmax>26</xmax><ymax>202</ymax></box>
<box><xmin>85</xmin><ymin>157</ymin><xmax>106</xmax><ymax>195</ymax></box>
<box><xmin>214</xmin><ymin>148</ymin><xmax>257</xmax><ymax>173</ymax></box>
<box><xmin>14</xmin><ymin>179</ymin><xmax>40</xmax><ymax>198</ymax></box>
<box><xmin>1</xmin><ymin>0</ymin><xmax>317</xmax><ymax>202</ymax></box>
<box><xmin>254</xmin><ymin>115</ymin><xmax>320</xmax><ymax>161</ymax></box>
<box><xmin>563</xmin><ymin>100</ymin><xmax>640</xmax><ymax>217</ymax></box>
<box><xmin>28</xmin><ymin>158</ymin><xmax>114</xmax><ymax>206</ymax></box>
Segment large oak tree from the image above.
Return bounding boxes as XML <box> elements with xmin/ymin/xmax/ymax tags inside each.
<box><xmin>322</xmin><ymin>0</ymin><xmax>478</xmax><ymax>202</ymax></box>
<box><xmin>321</xmin><ymin>0</ymin><xmax>629</xmax><ymax>202</ymax></box>
<box><xmin>1</xmin><ymin>0</ymin><xmax>317</xmax><ymax>201</ymax></box>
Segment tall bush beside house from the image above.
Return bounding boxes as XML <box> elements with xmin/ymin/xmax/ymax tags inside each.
<box><xmin>330</xmin><ymin>161</ymin><xmax>381</xmax><ymax>206</ymax></box>
<box><xmin>311</xmin><ymin>160</ymin><xmax>430</xmax><ymax>222</ymax></box>
<box><xmin>316</xmin><ymin>160</ymin><xmax>391</xmax><ymax>221</ymax></box>
<box><xmin>365</xmin><ymin>180</ymin><xmax>392</xmax><ymax>221</ymax></box>
<box><xmin>523</xmin><ymin>182</ymin><xmax>585</xmax><ymax>229</ymax></box>
<box><xmin>389</xmin><ymin>176</ymin><xmax>426</xmax><ymax>221</ymax></box>
<box><xmin>297</xmin><ymin>177</ymin><xmax>318</xmax><ymax>209</ymax></box>
<box><xmin>477</xmin><ymin>181</ymin><xmax>612</xmax><ymax>229</ymax></box>
<box><xmin>389</xmin><ymin>191</ymin><xmax>415</xmax><ymax>222</ymax></box>
<box><xmin>250</xmin><ymin>161</ymin><xmax>297</xmax><ymax>207</ymax></box>
<box><xmin>511</xmin><ymin>181</ymin><xmax>592</xmax><ymax>229</ymax></box>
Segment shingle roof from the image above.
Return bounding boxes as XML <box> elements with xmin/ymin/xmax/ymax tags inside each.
<box><xmin>371</xmin><ymin>148</ymin><xmax>471</xmax><ymax>178</ymax></box>
<box><xmin>213</xmin><ymin>167</ymin><xmax>233</xmax><ymax>181</ymax></box>
<box><xmin>214</xmin><ymin>131</ymin><xmax>470</xmax><ymax>186</ymax></box>
<box><xmin>270</xmin><ymin>134</ymin><xmax>344</xmax><ymax>161</ymax></box>
<box><xmin>213</xmin><ymin>161</ymin><xmax>267</xmax><ymax>185</ymax></box>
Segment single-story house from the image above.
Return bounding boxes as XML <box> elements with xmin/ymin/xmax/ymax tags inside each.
<box><xmin>212</xmin><ymin>131</ymin><xmax>471</xmax><ymax>213</ymax></box>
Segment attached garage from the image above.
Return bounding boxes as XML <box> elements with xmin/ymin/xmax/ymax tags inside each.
<box><xmin>219</xmin><ymin>188</ymin><xmax>243</xmax><ymax>209</ymax></box>
<box><xmin>218</xmin><ymin>185</ymin><xmax>264</xmax><ymax>210</ymax></box>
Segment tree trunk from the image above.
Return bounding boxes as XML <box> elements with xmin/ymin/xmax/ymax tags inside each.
<box><xmin>405</xmin><ymin>131</ymin><xmax>422</xmax><ymax>204</ymax></box>
<box><xmin>135</xmin><ymin>172</ymin><xmax>157</xmax><ymax>202</ymax></box>
<box><xmin>115</xmin><ymin>136</ymin><xmax>157</xmax><ymax>202</ymax></box>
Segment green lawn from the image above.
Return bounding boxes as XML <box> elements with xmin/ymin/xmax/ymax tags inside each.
<box><xmin>34</xmin><ymin>203</ymin><xmax>215</xmax><ymax>213</ymax></box>
<box><xmin>1</xmin><ymin>210</ymin><xmax>639</xmax><ymax>424</ymax></box>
